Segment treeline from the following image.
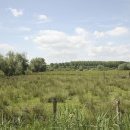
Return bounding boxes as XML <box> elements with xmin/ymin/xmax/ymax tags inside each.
<box><xmin>0</xmin><ymin>51</ymin><xmax>46</xmax><ymax>76</ymax></box>
<box><xmin>49</xmin><ymin>61</ymin><xmax>130</xmax><ymax>71</ymax></box>
<box><xmin>0</xmin><ymin>51</ymin><xmax>130</xmax><ymax>76</ymax></box>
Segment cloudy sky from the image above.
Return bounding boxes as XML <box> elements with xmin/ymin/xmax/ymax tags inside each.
<box><xmin>0</xmin><ymin>0</ymin><xmax>130</xmax><ymax>63</ymax></box>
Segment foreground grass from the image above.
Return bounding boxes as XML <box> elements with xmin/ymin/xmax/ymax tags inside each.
<box><xmin>0</xmin><ymin>70</ymin><xmax>130</xmax><ymax>129</ymax></box>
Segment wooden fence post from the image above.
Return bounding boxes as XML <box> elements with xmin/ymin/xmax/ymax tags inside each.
<box><xmin>52</xmin><ymin>97</ymin><xmax>57</xmax><ymax>120</ymax></box>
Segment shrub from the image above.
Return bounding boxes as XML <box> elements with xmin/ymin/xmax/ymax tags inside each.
<box><xmin>30</xmin><ymin>58</ymin><xmax>46</xmax><ymax>72</ymax></box>
<box><xmin>79</xmin><ymin>66</ymin><xmax>83</xmax><ymax>71</ymax></box>
<box><xmin>0</xmin><ymin>52</ymin><xmax>28</xmax><ymax>76</ymax></box>
<box><xmin>127</xmin><ymin>63</ymin><xmax>130</xmax><ymax>70</ymax></box>
<box><xmin>97</xmin><ymin>65</ymin><xmax>104</xmax><ymax>70</ymax></box>
<box><xmin>118</xmin><ymin>63</ymin><xmax>130</xmax><ymax>70</ymax></box>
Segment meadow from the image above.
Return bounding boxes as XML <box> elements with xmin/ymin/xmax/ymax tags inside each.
<box><xmin>0</xmin><ymin>70</ymin><xmax>130</xmax><ymax>129</ymax></box>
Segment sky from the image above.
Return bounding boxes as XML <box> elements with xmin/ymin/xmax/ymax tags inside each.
<box><xmin>0</xmin><ymin>0</ymin><xmax>130</xmax><ymax>63</ymax></box>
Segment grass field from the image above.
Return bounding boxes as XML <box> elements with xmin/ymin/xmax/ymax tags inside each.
<box><xmin>0</xmin><ymin>70</ymin><xmax>130</xmax><ymax>129</ymax></box>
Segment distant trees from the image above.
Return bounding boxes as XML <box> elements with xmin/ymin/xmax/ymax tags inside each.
<box><xmin>1</xmin><ymin>51</ymin><xmax>130</xmax><ymax>76</ymax></box>
<box><xmin>30</xmin><ymin>58</ymin><xmax>46</xmax><ymax>72</ymax></box>
<box><xmin>48</xmin><ymin>61</ymin><xmax>127</xmax><ymax>71</ymax></box>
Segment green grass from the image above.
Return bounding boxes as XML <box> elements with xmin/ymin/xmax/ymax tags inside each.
<box><xmin>0</xmin><ymin>70</ymin><xmax>130</xmax><ymax>129</ymax></box>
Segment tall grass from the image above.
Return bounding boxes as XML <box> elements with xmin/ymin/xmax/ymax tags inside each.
<box><xmin>0</xmin><ymin>106</ymin><xmax>130</xmax><ymax>130</ymax></box>
<box><xmin>0</xmin><ymin>70</ymin><xmax>130</xmax><ymax>129</ymax></box>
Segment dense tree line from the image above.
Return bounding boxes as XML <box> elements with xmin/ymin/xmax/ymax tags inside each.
<box><xmin>0</xmin><ymin>51</ymin><xmax>130</xmax><ymax>76</ymax></box>
<box><xmin>49</xmin><ymin>61</ymin><xmax>130</xmax><ymax>71</ymax></box>
<box><xmin>0</xmin><ymin>52</ymin><xmax>46</xmax><ymax>76</ymax></box>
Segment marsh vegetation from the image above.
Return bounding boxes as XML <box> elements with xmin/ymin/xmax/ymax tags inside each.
<box><xmin>0</xmin><ymin>70</ymin><xmax>130</xmax><ymax>129</ymax></box>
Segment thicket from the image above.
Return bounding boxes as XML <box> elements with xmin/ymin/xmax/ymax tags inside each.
<box><xmin>118</xmin><ymin>63</ymin><xmax>130</xmax><ymax>70</ymax></box>
<box><xmin>30</xmin><ymin>58</ymin><xmax>46</xmax><ymax>72</ymax></box>
<box><xmin>0</xmin><ymin>51</ymin><xmax>130</xmax><ymax>76</ymax></box>
<box><xmin>0</xmin><ymin>52</ymin><xmax>46</xmax><ymax>76</ymax></box>
<box><xmin>48</xmin><ymin>61</ymin><xmax>128</xmax><ymax>71</ymax></box>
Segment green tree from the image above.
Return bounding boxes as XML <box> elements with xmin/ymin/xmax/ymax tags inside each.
<box><xmin>0</xmin><ymin>52</ymin><xmax>28</xmax><ymax>76</ymax></box>
<box><xmin>0</xmin><ymin>54</ymin><xmax>4</xmax><ymax>70</ymax></box>
<box><xmin>15</xmin><ymin>53</ymin><xmax>28</xmax><ymax>75</ymax></box>
<box><xmin>79</xmin><ymin>65</ymin><xmax>83</xmax><ymax>71</ymax></box>
<box><xmin>127</xmin><ymin>63</ymin><xmax>130</xmax><ymax>70</ymax></box>
<box><xmin>97</xmin><ymin>65</ymin><xmax>104</xmax><ymax>70</ymax></box>
<box><xmin>30</xmin><ymin>58</ymin><xmax>46</xmax><ymax>72</ymax></box>
<box><xmin>118</xmin><ymin>63</ymin><xmax>128</xmax><ymax>70</ymax></box>
<box><xmin>3</xmin><ymin>51</ymin><xmax>16</xmax><ymax>76</ymax></box>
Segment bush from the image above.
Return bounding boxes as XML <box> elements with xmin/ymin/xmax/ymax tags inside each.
<box><xmin>30</xmin><ymin>58</ymin><xmax>46</xmax><ymax>72</ymax></box>
<box><xmin>0</xmin><ymin>52</ymin><xmax>28</xmax><ymax>76</ymax></box>
<box><xmin>79</xmin><ymin>66</ymin><xmax>83</xmax><ymax>71</ymax></box>
<box><xmin>118</xmin><ymin>63</ymin><xmax>130</xmax><ymax>70</ymax></box>
<box><xmin>97</xmin><ymin>65</ymin><xmax>104</xmax><ymax>70</ymax></box>
<box><xmin>127</xmin><ymin>63</ymin><xmax>130</xmax><ymax>70</ymax></box>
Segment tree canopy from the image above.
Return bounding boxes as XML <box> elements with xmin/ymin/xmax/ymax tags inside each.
<box><xmin>0</xmin><ymin>52</ymin><xmax>28</xmax><ymax>76</ymax></box>
<box><xmin>0</xmin><ymin>51</ymin><xmax>130</xmax><ymax>76</ymax></box>
<box><xmin>30</xmin><ymin>58</ymin><xmax>46</xmax><ymax>72</ymax></box>
<box><xmin>118</xmin><ymin>63</ymin><xmax>130</xmax><ymax>70</ymax></box>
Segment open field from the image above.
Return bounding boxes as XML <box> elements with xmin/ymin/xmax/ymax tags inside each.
<box><xmin>0</xmin><ymin>70</ymin><xmax>130</xmax><ymax>129</ymax></box>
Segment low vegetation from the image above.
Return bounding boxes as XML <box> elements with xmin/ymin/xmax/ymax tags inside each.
<box><xmin>0</xmin><ymin>51</ymin><xmax>130</xmax><ymax>129</ymax></box>
<box><xmin>0</xmin><ymin>70</ymin><xmax>130</xmax><ymax>129</ymax></box>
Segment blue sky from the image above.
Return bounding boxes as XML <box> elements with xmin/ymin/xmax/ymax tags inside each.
<box><xmin>0</xmin><ymin>0</ymin><xmax>130</xmax><ymax>63</ymax></box>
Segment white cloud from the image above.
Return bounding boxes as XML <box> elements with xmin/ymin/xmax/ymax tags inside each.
<box><xmin>37</xmin><ymin>14</ymin><xmax>49</xmax><ymax>22</ymax></box>
<box><xmin>38</xmin><ymin>14</ymin><xmax>48</xmax><ymax>21</ymax></box>
<box><xmin>107</xmin><ymin>27</ymin><xmax>128</xmax><ymax>36</ymax></box>
<box><xmin>90</xmin><ymin>44</ymin><xmax>129</xmax><ymax>56</ymax></box>
<box><xmin>75</xmin><ymin>27</ymin><xmax>87</xmax><ymax>35</ymax></box>
<box><xmin>9</xmin><ymin>8</ymin><xmax>23</xmax><ymax>17</ymax></box>
<box><xmin>33</xmin><ymin>28</ymin><xmax>89</xmax><ymax>50</ymax></box>
<box><xmin>94</xmin><ymin>26</ymin><xmax>128</xmax><ymax>38</ymax></box>
<box><xmin>94</xmin><ymin>31</ymin><xmax>105</xmax><ymax>38</ymax></box>
<box><xmin>32</xmin><ymin>26</ymin><xmax>130</xmax><ymax>62</ymax></box>
<box><xmin>32</xmin><ymin>28</ymin><xmax>90</xmax><ymax>62</ymax></box>
<box><xmin>89</xmin><ymin>43</ymin><xmax>130</xmax><ymax>61</ymax></box>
